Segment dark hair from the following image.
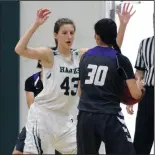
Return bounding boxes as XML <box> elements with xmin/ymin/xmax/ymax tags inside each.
<box><xmin>52</xmin><ymin>18</ymin><xmax>76</xmax><ymax>50</ymax></box>
<box><xmin>37</xmin><ymin>60</ymin><xmax>42</xmax><ymax>69</ymax></box>
<box><xmin>94</xmin><ymin>18</ymin><xmax>121</xmax><ymax>53</ymax></box>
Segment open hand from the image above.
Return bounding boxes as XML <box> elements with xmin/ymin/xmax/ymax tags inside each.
<box><xmin>116</xmin><ymin>3</ymin><xmax>136</xmax><ymax>25</ymax></box>
<box><xmin>35</xmin><ymin>8</ymin><xmax>51</xmax><ymax>26</ymax></box>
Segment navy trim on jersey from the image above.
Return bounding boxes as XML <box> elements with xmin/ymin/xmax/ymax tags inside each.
<box><xmin>33</xmin><ymin>72</ymin><xmax>40</xmax><ymax>81</ymax></box>
<box><xmin>85</xmin><ymin>46</ymin><xmax>117</xmax><ymax>59</ymax></box>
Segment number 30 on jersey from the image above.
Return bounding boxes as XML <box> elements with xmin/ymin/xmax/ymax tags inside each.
<box><xmin>85</xmin><ymin>64</ymin><xmax>108</xmax><ymax>86</ymax></box>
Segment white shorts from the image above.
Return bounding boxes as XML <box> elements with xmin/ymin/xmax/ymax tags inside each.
<box><xmin>24</xmin><ymin>104</ymin><xmax>77</xmax><ymax>154</ymax></box>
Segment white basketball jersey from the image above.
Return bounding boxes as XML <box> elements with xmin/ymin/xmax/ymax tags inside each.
<box><xmin>34</xmin><ymin>49</ymin><xmax>80</xmax><ymax>114</ymax></box>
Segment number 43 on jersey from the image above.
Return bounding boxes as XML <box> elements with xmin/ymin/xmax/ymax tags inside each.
<box><xmin>60</xmin><ymin>77</ymin><xmax>79</xmax><ymax>96</ymax></box>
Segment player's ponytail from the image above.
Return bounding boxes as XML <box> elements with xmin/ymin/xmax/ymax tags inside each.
<box><xmin>112</xmin><ymin>40</ymin><xmax>121</xmax><ymax>54</ymax></box>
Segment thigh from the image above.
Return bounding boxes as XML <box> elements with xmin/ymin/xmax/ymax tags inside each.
<box><xmin>77</xmin><ymin>111</ymin><xmax>101</xmax><ymax>155</ymax></box>
<box><xmin>104</xmin><ymin>113</ymin><xmax>135</xmax><ymax>154</ymax></box>
<box><xmin>53</xmin><ymin>122</ymin><xmax>77</xmax><ymax>154</ymax></box>
<box><xmin>24</xmin><ymin>107</ymin><xmax>43</xmax><ymax>154</ymax></box>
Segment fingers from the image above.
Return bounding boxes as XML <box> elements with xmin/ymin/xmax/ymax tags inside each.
<box><xmin>126</xmin><ymin>3</ymin><xmax>130</xmax><ymax>12</ymax></box>
<box><xmin>130</xmin><ymin>106</ymin><xmax>134</xmax><ymax>114</ymax></box>
<box><xmin>116</xmin><ymin>9</ymin><xmax>121</xmax><ymax>18</ymax></box>
<box><xmin>122</xmin><ymin>2</ymin><xmax>136</xmax><ymax>16</ymax></box>
<box><xmin>130</xmin><ymin>10</ymin><xmax>136</xmax><ymax>17</ymax></box>
<box><xmin>122</xmin><ymin>2</ymin><xmax>126</xmax><ymax>13</ymax></box>
<box><xmin>37</xmin><ymin>8</ymin><xmax>51</xmax><ymax>18</ymax></box>
<box><xmin>128</xmin><ymin>5</ymin><xmax>133</xmax><ymax>13</ymax></box>
<box><xmin>43</xmin><ymin>16</ymin><xmax>49</xmax><ymax>21</ymax></box>
<box><xmin>43</xmin><ymin>11</ymin><xmax>51</xmax><ymax>17</ymax></box>
<box><xmin>116</xmin><ymin>9</ymin><xmax>119</xmax><ymax>14</ymax></box>
<box><xmin>128</xmin><ymin>4</ymin><xmax>136</xmax><ymax>17</ymax></box>
<box><xmin>136</xmin><ymin>79</ymin><xmax>145</xmax><ymax>91</ymax></box>
<box><xmin>126</xmin><ymin>105</ymin><xmax>134</xmax><ymax>115</ymax></box>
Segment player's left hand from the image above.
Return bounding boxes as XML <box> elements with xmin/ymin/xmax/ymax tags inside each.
<box><xmin>116</xmin><ymin>3</ymin><xmax>136</xmax><ymax>25</ymax></box>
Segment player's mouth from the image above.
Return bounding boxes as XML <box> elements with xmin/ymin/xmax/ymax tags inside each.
<box><xmin>66</xmin><ymin>41</ymin><xmax>72</xmax><ymax>46</ymax></box>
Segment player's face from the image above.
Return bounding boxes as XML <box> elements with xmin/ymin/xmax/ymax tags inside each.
<box><xmin>55</xmin><ymin>24</ymin><xmax>75</xmax><ymax>49</ymax></box>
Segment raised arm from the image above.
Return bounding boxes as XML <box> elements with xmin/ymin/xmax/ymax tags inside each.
<box><xmin>78</xmin><ymin>3</ymin><xmax>136</xmax><ymax>58</ymax></box>
<box><xmin>116</xmin><ymin>3</ymin><xmax>136</xmax><ymax>48</ymax></box>
<box><xmin>15</xmin><ymin>9</ymin><xmax>52</xmax><ymax>62</ymax></box>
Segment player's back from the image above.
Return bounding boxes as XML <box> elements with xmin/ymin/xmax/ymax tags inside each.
<box><xmin>78</xmin><ymin>46</ymin><xmax>123</xmax><ymax>114</ymax></box>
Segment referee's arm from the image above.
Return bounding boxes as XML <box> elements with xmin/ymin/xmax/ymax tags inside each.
<box><xmin>134</xmin><ymin>40</ymin><xmax>145</xmax><ymax>80</ymax></box>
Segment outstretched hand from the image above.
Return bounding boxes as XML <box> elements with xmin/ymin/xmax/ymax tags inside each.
<box><xmin>116</xmin><ymin>3</ymin><xmax>136</xmax><ymax>25</ymax></box>
<box><xmin>35</xmin><ymin>8</ymin><xmax>51</xmax><ymax>26</ymax></box>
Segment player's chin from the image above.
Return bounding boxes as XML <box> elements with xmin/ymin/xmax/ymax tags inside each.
<box><xmin>65</xmin><ymin>43</ymin><xmax>73</xmax><ymax>49</ymax></box>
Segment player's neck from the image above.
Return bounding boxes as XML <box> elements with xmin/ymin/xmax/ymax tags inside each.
<box><xmin>98</xmin><ymin>41</ymin><xmax>109</xmax><ymax>47</ymax></box>
<box><xmin>57</xmin><ymin>46</ymin><xmax>71</xmax><ymax>57</ymax></box>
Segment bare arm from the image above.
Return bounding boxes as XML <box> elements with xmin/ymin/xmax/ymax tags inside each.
<box><xmin>26</xmin><ymin>92</ymin><xmax>34</xmax><ymax>109</ymax></box>
<box><xmin>126</xmin><ymin>79</ymin><xmax>143</xmax><ymax>100</ymax></box>
<box><xmin>117</xmin><ymin>24</ymin><xmax>127</xmax><ymax>48</ymax></box>
<box><xmin>116</xmin><ymin>3</ymin><xmax>136</xmax><ymax>47</ymax></box>
<box><xmin>78</xmin><ymin>3</ymin><xmax>136</xmax><ymax>57</ymax></box>
<box><xmin>78</xmin><ymin>81</ymin><xmax>81</xmax><ymax>97</ymax></box>
<box><xmin>15</xmin><ymin>9</ymin><xmax>52</xmax><ymax>62</ymax></box>
<box><xmin>118</xmin><ymin>54</ymin><xmax>143</xmax><ymax>100</ymax></box>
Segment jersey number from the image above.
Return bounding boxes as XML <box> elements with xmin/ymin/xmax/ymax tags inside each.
<box><xmin>85</xmin><ymin>64</ymin><xmax>108</xmax><ymax>86</ymax></box>
<box><xmin>60</xmin><ymin>77</ymin><xmax>78</xmax><ymax>96</ymax></box>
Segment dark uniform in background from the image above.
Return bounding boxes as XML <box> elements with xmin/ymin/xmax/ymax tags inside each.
<box><xmin>77</xmin><ymin>46</ymin><xmax>136</xmax><ymax>154</ymax></box>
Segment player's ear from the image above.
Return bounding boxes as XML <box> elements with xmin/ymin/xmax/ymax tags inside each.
<box><xmin>94</xmin><ymin>34</ymin><xmax>100</xmax><ymax>43</ymax></box>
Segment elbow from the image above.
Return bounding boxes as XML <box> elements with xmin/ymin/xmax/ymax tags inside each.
<box><xmin>14</xmin><ymin>45</ymin><xmax>22</xmax><ymax>54</ymax></box>
<box><xmin>14</xmin><ymin>45</ymin><xmax>26</xmax><ymax>55</ymax></box>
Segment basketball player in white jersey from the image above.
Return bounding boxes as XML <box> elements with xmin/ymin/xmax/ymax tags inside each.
<box><xmin>14</xmin><ymin>4</ymin><xmax>135</xmax><ymax>154</ymax></box>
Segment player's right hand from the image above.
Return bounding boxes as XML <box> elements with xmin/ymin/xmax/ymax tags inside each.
<box><xmin>35</xmin><ymin>8</ymin><xmax>51</xmax><ymax>26</ymax></box>
<box><xmin>136</xmin><ymin>77</ymin><xmax>145</xmax><ymax>92</ymax></box>
<box><xmin>126</xmin><ymin>105</ymin><xmax>134</xmax><ymax>115</ymax></box>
